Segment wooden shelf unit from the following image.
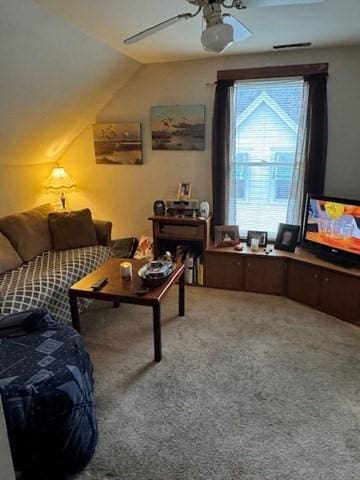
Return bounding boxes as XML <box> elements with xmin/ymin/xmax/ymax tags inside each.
<box><xmin>149</xmin><ymin>216</ymin><xmax>211</xmax><ymax>259</ymax></box>
<box><xmin>204</xmin><ymin>244</ymin><xmax>360</xmax><ymax>326</ymax></box>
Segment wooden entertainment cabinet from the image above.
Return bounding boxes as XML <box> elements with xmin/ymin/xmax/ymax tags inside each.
<box><xmin>149</xmin><ymin>216</ymin><xmax>211</xmax><ymax>259</ymax></box>
<box><xmin>205</xmin><ymin>245</ymin><xmax>360</xmax><ymax>326</ymax></box>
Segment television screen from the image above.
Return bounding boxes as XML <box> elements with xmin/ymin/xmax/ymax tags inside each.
<box><xmin>304</xmin><ymin>196</ymin><xmax>360</xmax><ymax>256</ymax></box>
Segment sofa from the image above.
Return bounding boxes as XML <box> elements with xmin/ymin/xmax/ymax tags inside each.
<box><xmin>0</xmin><ymin>204</ymin><xmax>113</xmax><ymax>324</ymax></box>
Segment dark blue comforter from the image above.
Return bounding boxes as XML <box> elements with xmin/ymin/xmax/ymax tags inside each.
<box><xmin>0</xmin><ymin>309</ymin><xmax>97</xmax><ymax>477</ymax></box>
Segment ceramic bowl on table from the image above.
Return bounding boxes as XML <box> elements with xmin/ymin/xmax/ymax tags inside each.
<box><xmin>137</xmin><ymin>261</ymin><xmax>174</xmax><ymax>288</ymax></box>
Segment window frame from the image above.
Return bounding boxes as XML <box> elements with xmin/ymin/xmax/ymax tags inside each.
<box><xmin>271</xmin><ymin>150</ymin><xmax>295</xmax><ymax>203</ymax></box>
<box><xmin>218</xmin><ymin>63</ymin><xmax>328</xmax><ymax>82</ymax></box>
<box><xmin>228</xmin><ymin>75</ymin><xmax>311</xmax><ymax>238</ymax></box>
<box><xmin>230</xmin><ymin>152</ymin><xmax>250</xmax><ymax>201</ymax></box>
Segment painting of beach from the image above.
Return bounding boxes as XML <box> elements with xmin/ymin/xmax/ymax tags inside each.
<box><xmin>93</xmin><ymin>123</ymin><xmax>143</xmax><ymax>165</ymax></box>
<box><xmin>151</xmin><ymin>105</ymin><xmax>205</xmax><ymax>151</ymax></box>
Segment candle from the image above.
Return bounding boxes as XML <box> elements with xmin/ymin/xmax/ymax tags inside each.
<box><xmin>250</xmin><ymin>238</ymin><xmax>260</xmax><ymax>251</ymax></box>
<box><xmin>120</xmin><ymin>261</ymin><xmax>132</xmax><ymax>279</ymax></box>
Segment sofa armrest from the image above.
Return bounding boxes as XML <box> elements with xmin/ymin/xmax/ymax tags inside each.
<box><xmin>111</xmin><ymin>237</ymin><xmax>138</xmax><ymax>258</ymax></box>
<box><xmin>94</xmin><ymin>220</ymin><xmax>112</xmax><ymax>246</ymax></box>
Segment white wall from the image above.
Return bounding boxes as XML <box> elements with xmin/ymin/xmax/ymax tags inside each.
<box><xmin>0</xmin><ymin>0</ymin><xmax>140</xmax><ymax>217</ymax></box>
<box><xmin>60</xmin><ymin>45</ymin><xmax>360</xmax><ymax>238</ymax></box>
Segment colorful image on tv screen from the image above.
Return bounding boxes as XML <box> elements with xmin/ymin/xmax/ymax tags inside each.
<box><xmin>305</xmin><ymin>199</ymin><xmax>360</xmax><ymax>255</ymax></box>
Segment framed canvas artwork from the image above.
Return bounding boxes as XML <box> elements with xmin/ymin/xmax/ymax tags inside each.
<box><xmin>151</xmin><ymin>105</ymin><xmax>205</xmax><ymax>151</ymax></box>
<box><xmin>93</xmin><ymin>123</ymin><xmax>143</xmax><ymax>165</ymax></box>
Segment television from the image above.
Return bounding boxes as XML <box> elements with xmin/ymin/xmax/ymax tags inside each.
<box><xmin>302</xmin><ymin>194</ymin><xmax>360</xmax><ymax>268</ymax></box>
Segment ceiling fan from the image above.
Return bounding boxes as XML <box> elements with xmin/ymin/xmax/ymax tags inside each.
<box><xmin>124</xmin><ymin>0</ymin><xmax>324</xmax><ymax>54</ymax></box>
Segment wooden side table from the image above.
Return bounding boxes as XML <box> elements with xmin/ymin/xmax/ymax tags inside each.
<box><xmin>149</xmin><ymin>215</ymin><xmax>211</xmax><ymax>259</ymax></box>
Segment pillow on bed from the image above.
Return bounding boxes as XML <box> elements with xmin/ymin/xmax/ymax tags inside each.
<box><xmin>0</xmin><ymin>232</ymin><xmax>23</xmax><ymax>274</ymax></box>
<box><xmin>48</xmin><ymin>208</ymin><xmax>98</xmax><ymax>250</ymax></box>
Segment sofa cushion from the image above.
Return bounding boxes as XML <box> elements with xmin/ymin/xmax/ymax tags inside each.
<box><xmin>49</xmin><ymin>209</ymin><xmax>98</xmax><ymax>251</ymax></box>
<box><xmin>0</xmin><ymin>204</ymin><xmax>53</xmax><ymax>262</ymax></box>
<box><xmin>94</xmin><ymin>219</ymin><xmax>112</xmax><ymax>246</ymax></box>
<box><xmin>0</xmin><ymin>233</ymin><xmax>23</xmax><ymax>274</ymax></box>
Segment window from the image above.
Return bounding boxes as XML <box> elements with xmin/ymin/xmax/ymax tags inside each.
<box><xmin>273</xmin><ymin>152</ymin><xmax>293</xmax><ymax>201</ymax></box>
<box><xmin>231</xmin><ymin>153</ymin><xmax>249</xmax><ymax>200</ymax></box>
<box><xmin>228</xmin><ymin>78</ymin><xmax>309</xmax><ymax>238</ymax></box>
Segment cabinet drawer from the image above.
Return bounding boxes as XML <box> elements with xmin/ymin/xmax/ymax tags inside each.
<box><xmin>155</xmin><ymin>222</ymin><xmax>205</xmax><ymax>241</ymax></box>
<box><xmin>205</xmin><ymin>253</ymin><xmax>244</xmax><ymax>290</ymax></box>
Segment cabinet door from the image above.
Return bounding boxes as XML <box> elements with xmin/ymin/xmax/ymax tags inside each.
<box><xmin>245</xmin><ymin>257</ymin><xmax>285</xmax><ymax>295</ymax></box>
<box><xmin>286</xmin><ymin>261</ymin><xmax>321</xmax><ymax>307</ymax></box>
<box><xmin>319</xmin><ymin>271</ymin><xmax>360</xmax><ymax>324</ymax></box>
<box><xmin>205</xmin><ymin>253</ymin><xmax>244</xmax><ymax>290</ymax></box>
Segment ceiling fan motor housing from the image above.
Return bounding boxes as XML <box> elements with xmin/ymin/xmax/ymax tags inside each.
<box><xmin>187</xmin><ymin>0</ymin><xmax>210</xmax><ymax>6</ymax></box>
<box><xmin>187</xmin><ymin>0</ymin><xmax>246</xmax><ymax>8</ymax></box>
<box><xmin>203</xmin><ymin>3</ymin><xmax>224</xmax><ymax>26</ymax></box>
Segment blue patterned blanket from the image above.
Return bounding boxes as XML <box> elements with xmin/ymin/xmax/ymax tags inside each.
<box><xmin>0</xmin><ymin>309</ymin><xmax>97</xmax><ymax>476</ymax></box>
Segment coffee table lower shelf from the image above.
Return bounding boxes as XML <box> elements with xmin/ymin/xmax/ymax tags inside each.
<box><xmin>69</xmin><ymin>259</ymin><xmax>185</xmax><ymax>362</ymax></box>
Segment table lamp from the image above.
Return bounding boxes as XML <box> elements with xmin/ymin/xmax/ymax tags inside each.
<box><xmin>44</xmin><ymin>165</ymin><xmax>75</xmax><ymax>209</ymax></box>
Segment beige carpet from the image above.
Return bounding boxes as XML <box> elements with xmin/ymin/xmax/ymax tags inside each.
<box><xmin>74</xmin><ymin>287</ymin><xmax>360</xmax><ymax>480</ymax></box>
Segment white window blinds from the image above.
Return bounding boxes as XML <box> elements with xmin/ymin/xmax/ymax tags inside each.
<box><xmin>228</xmin><ymin>77</ymin><xmax>309</xmax><ymax>239</ymax></box>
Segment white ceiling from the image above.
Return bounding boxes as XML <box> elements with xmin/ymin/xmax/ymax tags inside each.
<box><xmin>35</xmin><ymin>0</ymin><xmax>360</xmax><ymax>63</ymax></box>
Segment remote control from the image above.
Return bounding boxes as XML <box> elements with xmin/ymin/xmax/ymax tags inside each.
<box><xmin>135</xmin><ymin>287</ymin><xmax>150</xmax><ymax>296</ymax></box>
<box><xmin>91</xmin><ymin>277</ymin><xmax>108</xmax><ymax>290</ymax></box>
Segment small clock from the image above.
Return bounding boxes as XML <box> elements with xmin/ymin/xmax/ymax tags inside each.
<box><xmin>199</xmin><ymin>201</ymin><xmax>210</xmax><ymax>218</ymax></box>
<box><xmin>153</xmin><ymin>200</ymin><xmax>165</xmax><ymax>216</ymax></box>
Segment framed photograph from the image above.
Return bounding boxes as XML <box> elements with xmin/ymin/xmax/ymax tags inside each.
<box><xmin>178</xmin><ymin>182</ymin><xmax>191</xmax><ymax>201</ymax></box>
<box><xmin>151</xmin><ymin>105</ymin><xmax>205</xmax><ymax>151</ymax></box>
<box><xmin>214</xmin><ymin>226</ymin><xmax>240</xmax><ymax>247</ymax></box>
<box><xmin>246</xmin><ymin>230</ymin><xmax>268</xmax><ymax>248</ymax></box>
<box><xmin>274</xmin><ymin>223</ymin><xmax>300</xmax><ymax>252</ymax></box>
<box><xmin>93</xmin><ymin>123</ymin><xmax>143</xmax><ymax>165</ymax></box>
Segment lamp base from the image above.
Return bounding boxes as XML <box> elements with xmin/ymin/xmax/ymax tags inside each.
<box><xmin>60</xmin><ymin>192</ymin><xmax>66</xmax><ymax>209</ymax></box>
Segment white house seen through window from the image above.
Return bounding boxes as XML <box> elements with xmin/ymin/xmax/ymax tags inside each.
<box><xmin>228</xmin><ymin>78</ymin><xmax>309</xmax><ymax>238</ymax></box>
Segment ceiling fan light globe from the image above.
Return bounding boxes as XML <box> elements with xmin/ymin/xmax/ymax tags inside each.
<box><xmin>201</xmin><ymin>23</ymin><xmax>234</xmax><ymax>53</ymax></box>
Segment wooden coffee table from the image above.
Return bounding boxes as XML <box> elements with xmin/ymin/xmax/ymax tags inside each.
<box><xmin>69</xmin><ymin>258</ymin><xmax>185</xmax><ymax>362</ymax></box>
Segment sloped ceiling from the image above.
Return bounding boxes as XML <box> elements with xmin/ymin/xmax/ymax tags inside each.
<box><xmin>0</xmin><ymin>0</ymin><xmax>140</xmax><ymax>166</ymax></box>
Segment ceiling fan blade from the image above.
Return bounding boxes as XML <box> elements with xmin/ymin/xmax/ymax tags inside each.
<box><xmin>124</xmin><ymin>13</ymin><xmax>192</xmax><ymax>44</ymax></box>
<box><xmin>243</xmin><ymin>0</ymin><xmax>324</xmax><ymax>7</ymax></box>
<box><xmin>223</xmin><ymin>14</ymin><xmax>252</xmax><ymax>42</ymax></box>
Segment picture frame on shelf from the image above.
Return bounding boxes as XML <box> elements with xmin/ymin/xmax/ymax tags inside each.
<box><xmin>178</xmin><ymin>182</ymin><xmax>191</xmax><ymax>201</ymax></box>
<box><xmin>246</xmin><ymin>230</ymin><xmax>268</xmax><ymax>248</ymax></box>
<box><xmin>214</xmin><ymin>225</ymin><xmax>240</xmax><ymax>247</ymax></box>
<box><xmin>274</xmin><ymin>223</ymin><xmax>300</xmax><ymax>252</ymax></box>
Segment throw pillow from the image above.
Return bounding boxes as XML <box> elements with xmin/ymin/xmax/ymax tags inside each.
<box><xmin>48</xmin><ymin>209</ymin><xmax>98</xmax><ymax>250</ymax></box>
<box><xmin>0</xmin><ymin>204</ymin><xmax>53</xmax><ymax>262</ymax></box>
<box><xmin>0</xmin><ymin>233</ymin><xmax>23</xmax><ymax>274</ymax></box>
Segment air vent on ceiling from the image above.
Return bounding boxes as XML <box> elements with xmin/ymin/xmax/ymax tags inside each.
<box><xmin>273</xmin><ymin>42</ymin><xmax>312</xmax><ymax>50</ymax></box>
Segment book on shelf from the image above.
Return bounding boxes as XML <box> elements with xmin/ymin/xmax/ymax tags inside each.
<box><xmin>172</xmin><ymin>245</ymin><xmax>203</xmax><ymax>285</ymax></box>
<box><xmin>197</xmin><ymin>257</ymin><xmax>204</xmax><ymax>286</ymax></box>
<box><xmin>185</xmin><ymin>252</ymin><xmax>194</xmax><ymax>285</ymax></box>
